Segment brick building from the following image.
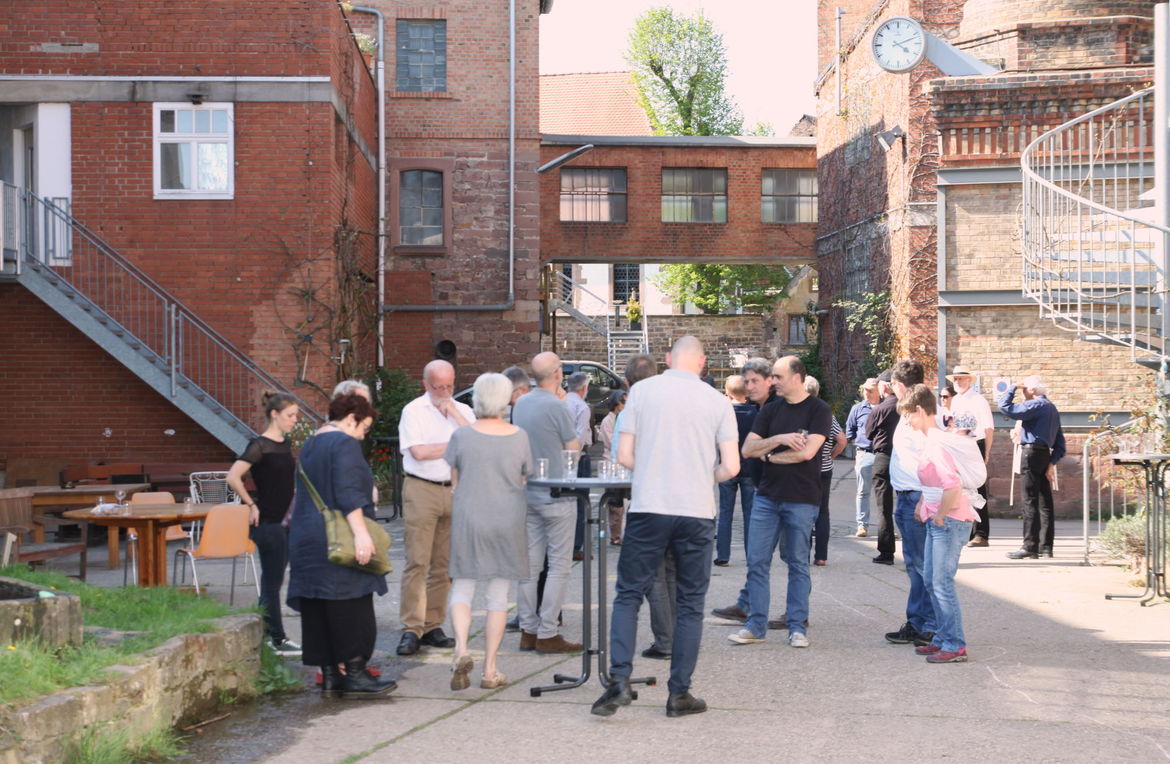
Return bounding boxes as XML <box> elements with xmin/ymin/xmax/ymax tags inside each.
<box><xmin>815</xmin><ymin>0</ymin><xmax>1157</xmax><ymax>513</ymax></box>
<box><xmin>0</xmin><ymin>1</ymin><xmax>379</xmax><ymax>476</ymax></box>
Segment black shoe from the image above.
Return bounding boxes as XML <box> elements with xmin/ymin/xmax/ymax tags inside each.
<box><xmin>713</xmin><ymin>559</ymin><xmax>729</xmax><ymax>567</ymax></box>
<box><xmin>321</xmin><ymin>664</ymin><xmax>343</xmax><ymax>695</ymax></box>
<box><xmin>340</xmin><ymin>659</ymin><xmax>397</xmax><ymax>698</ymax></box>
<box><xmin>710</xmin><ymin>605</ymin><xmax>748</xmax><ymax>622</ymax></box>
<box><xmin>1040</xmin><ymin>547</ymin><xmax>1054</xmax><ymax>558</ymax></box>
<box><xmin>666</xmin><ymin>691</ymin><xmax>707</xmax><ymax>717</ymax></box>
<box><xmin>641</xmin><ymin>645</ymin><xmax>671</xmax><ymax>660</ymax></box>
<box><xmin>396</xmin><ymin>631</ymin><xmax>420</xmax><ymax>656</ymax></box>
<box><xmin>884</xmin><ymin>622</ymin><xmax>917</xmax><ymax>644</ymax></box>
<box><xmin>873</xmin><ymin>554</ymin><xmax>895</xmax><ymax>565</ymax></box>
<box><xmin>767</xmin><ymin>618</ymin><xmax>810</xmax><ymax>631</ymax></box>
<box><xmin>505</xmin><ymin>617</ymin><xmax>521</xmax><ymax>633</ymax></box>
<box><xmin>420</xmin><ymin>628</ymin><xmax>456</xmax><ymax>648</ymax></box>
<box><xmin>591</xmin><ymin>676</ymin><xmax>633</xmax><ymax>717</ymax></box>
<box><xmin>1007</xmin><ymin>548</ymin><xmax>1039</xmax><ymax>560</ymax></box>
<box><xmin>912</xmin><ymin>630</ymin><xmax>935</xmax><ymax>647</ymax></box>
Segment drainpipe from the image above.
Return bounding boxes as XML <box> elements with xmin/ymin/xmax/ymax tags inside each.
<box><xmin>351</xmin><ymin>5</ymin><xmax>387</xmax><ymax>366</ymax></box>
<box><xmin>381</xmin><ymin>0</ymin><xmax>517</xmax><ymax>313</ymax></box>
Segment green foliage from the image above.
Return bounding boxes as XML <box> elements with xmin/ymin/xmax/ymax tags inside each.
<box><xmin>1097</xmin><ymin>512</ymin><xmax>1165</xmax><ymax>571</ymax></box>
<box><xmin>626</xmin><ymin>293</ymin><xmax>643</xmax><ymax>324</ymax></box>
<box><xmin>254</xmin><ymin>642</ymin><xmax>303</xmax><ymax>695</ymax></box>
<box><xmin>653</xmin><ymin>263</ymin><xmax>793</xmax><ymax>314</ymax></box>
<box><xmin>625</xmin><ymin>7</ymin><xmax>743</xmax><ymax>136</ymax></box>
<box><xmin>368</xmin><ymin>367</ymin><xmax>421</xmax><ymax>442</ymax></box>
<box><xmin>834</xmin><ymin>290</ymin><xmax>893</xmax><ymax>379</ymax></box>
<box><xmin>67</xmin><ymin>721</ymin><xmax>184</xmax><ymax>764</ymax></box>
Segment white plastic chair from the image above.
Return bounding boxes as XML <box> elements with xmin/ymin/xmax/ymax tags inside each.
<box><xmin>187</xmin><ymin>471</ymin><xmax>240</xmax><ymax>545</ymax></box>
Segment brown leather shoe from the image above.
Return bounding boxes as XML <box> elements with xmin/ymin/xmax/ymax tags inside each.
<box><xmin>967</xmin><ymin>536</ymin><xmax>989</xmax><ymax>548</ymax></box>
<box><xmin>534</xmin><ymin>634</ymin><xmax>583</xmax><ymax>653</ymax></box>
<box><xmin>519</xmin><ymin>630</ymin><xmax>537</xmax><ymax>651</ymax></box>
<box><xmin>710</xmin><ymin>605</ymin><xmax>747</xmax><ymax>622</ymax></box>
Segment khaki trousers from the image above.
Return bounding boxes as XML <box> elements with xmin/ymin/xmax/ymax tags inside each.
<box><xmin>400</xmin><ymin>476</ymin><xmax>453</xmax><ymax>636</ymax></box>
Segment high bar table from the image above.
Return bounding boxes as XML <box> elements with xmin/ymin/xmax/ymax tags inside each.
<box><xmin>525</xmin><ymin>475</ymin><xmax>657</xmax><ymax>698</ymax></box>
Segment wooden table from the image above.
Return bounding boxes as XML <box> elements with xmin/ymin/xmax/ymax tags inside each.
<box><xmin>63</xmin><ymin>503</ymin><xmax>214</xmax><ymax>587</ymax></box>
<box><xmin>30</xmin><ymin>484</ymin><xmax>151</xmax><ymax>566</ymax></box>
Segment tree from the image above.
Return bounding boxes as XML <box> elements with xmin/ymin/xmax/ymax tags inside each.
<box><xmin>651</xmin><ymin>264</ymin><xmax>795</xmax><ymax>315</ymax></box>
<box><xmin>625</xmin><ymin>7</ymin><xmax>743</xmax><ymax>136</ymax></box>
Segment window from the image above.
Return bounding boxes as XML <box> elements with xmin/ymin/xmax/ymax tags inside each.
<box><xmin>396</xmin><ymin>19</ymin><xmax>447</xmax><ymax>92</ymax></box>
<box><xmin>559</xmin><ymin>168</ymin><xmax>627</xmax><ymax>222</ymax></box>
<box><xmin>612</xmin><ymin>264</ymin><xmax>639</xmax><ymax>303</ymax></box>
<box><xmin>844</xmin><ymin>240</ymin><xmax>868</xmax><ymax>297</ymax></box>
<box><xmin>661</xmin><ymin>168</ymin><xmax>727</xmax><ymax>223</ymax></box>
<box><xmin>787</xmin><ymin>314</ymin><xmax>808</xmax><ymax>345</ymax></box>
<box><xmin>561</xmin><ymin>263</ymin><xmax>573</xmax><ymax>302</ymax></box>
<box><xmin>761</xmin><ymin>169</ymin><xmax>818</xmax><ymax>223</ymax></box>
<box><xmin>399</xmin><ymin>169</ymin><xmax>444</xmax><ymax>246</ymax></box>
<box><xmin>153</xmin><ymin>103</ymin><xmax>233</xmax><ymax>199</ymax></box>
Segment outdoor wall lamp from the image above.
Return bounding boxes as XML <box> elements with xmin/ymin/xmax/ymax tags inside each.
<box><xmin>876</xmin><ymin>126</ymin><xmax>906</xmax><ymax>151</ymax></box>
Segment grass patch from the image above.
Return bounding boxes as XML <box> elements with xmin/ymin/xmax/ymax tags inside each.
<box><xmin>0</xmin><ymin>564</ymin><xmax>235</xmax><ymax>705</ymax></box>
<box><xmin>67</xmin><ymin>721</ymin><xmax>185</xmax><ymax>764</ymax></box>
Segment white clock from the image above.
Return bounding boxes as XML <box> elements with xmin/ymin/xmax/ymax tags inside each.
<box><xmin>871</xmin><ymin>16</ymin><xmax>926</xmax><ymax>73</ymax></box>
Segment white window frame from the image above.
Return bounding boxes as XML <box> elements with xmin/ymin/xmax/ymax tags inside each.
<box><xmin>152</xmin><ymin>102</ymin><xmax>234</xmax><ymax>200</ymax></box>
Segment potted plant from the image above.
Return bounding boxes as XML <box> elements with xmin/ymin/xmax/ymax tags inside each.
<box><xmin>626</xmin><ymin>292</ymin><xmax>643</xmax><ymax>330</ymax></box>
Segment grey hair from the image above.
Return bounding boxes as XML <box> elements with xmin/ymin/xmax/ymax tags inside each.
<box><xmin>472</xmin><ymin>373</ymin><xmax>513</xmax><ymax>418</ymax></box>
<box><xmin>803</xmin><ymin>375</ymin><xmax>820</xmax><ymax>396</ymax></box>
<box><xmin>740</xmin><ymin>357</ymin><xmax>772</xmax><ymax>379</ymax></box>
<box><xmin>566</xmin><ymin>372</ymin><xmax>589</xmax><ymax>392</ymax></box>
<box><xmin>1021</xmin><ymin>374</ymin><xmax>1047</xmax><ymax>396</ymax></box>
<box><xmin>332</xmin><ymin>379</ymin><xmax>371</xmax><ymax>399</ymax></box>
<box><xmin>502</xmin><ymin>366</ymin><xmax>530</xmax><ymax>392</ymax></box>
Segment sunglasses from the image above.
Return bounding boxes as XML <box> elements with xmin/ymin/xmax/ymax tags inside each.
<box><xmin>940</xmin><ymin>394</ymin><xmax>952</xmax><ymax>400</ymax></box>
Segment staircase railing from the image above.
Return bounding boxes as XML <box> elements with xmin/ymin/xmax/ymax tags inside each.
<box><xmin>1021</xmin><ymin>86</ymin><xmax>1170</xmax><ymax>365</ymax></box>
<box><xmin>5</xmin><ymin>184</ymin><xmax>322</xmax><ymax>429</ymax></box>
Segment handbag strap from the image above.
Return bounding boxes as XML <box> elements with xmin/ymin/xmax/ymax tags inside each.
<box><xmin>297</xmin><ymin>461</ymin><xmax>330</xmax><ymax>516</ymax></box>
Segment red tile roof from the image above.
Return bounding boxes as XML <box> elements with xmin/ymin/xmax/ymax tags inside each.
<box><xmin>539</xmin><ymin>72</ymin><xmax>654</xmax><ymax>136</ymax></box>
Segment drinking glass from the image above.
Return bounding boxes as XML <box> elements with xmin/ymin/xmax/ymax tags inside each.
<box><xmin>562</xmin><ymin>449</ymin><xmax>578</xmax><ymax>481</ymax></box>
<box><xmin>184</xmin><ymin>497</ymin><xmax>194</xmax><ymax>514</ymax></box>
<box><xmin>535</xmin><ymin>458</ymin><xmax>549</xmax><ymax>479</ymax></box>
<box><xmin>95</xmin><ymin>496</ymin><xmax>107</xmax><ymax>515</ymax></box>
<box><xmin>115</xmin><ymin>488</ymin><xmax>127</xmax><ymax>508</ymax></box>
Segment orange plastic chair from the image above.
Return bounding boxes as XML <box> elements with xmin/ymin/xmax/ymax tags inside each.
<box><xmin>171</xmin><ymin>503</ymin><xmax>259</xmax><ymax>604</ymax></box>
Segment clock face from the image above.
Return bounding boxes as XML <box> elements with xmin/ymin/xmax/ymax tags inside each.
<box><xmin>871</xmin><ymin>16</ymin><xmax>926</xmax><ymax>73</ymax></box>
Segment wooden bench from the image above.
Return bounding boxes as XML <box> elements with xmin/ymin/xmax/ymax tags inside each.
<box><xmin>0</xmin><ymin>488</ymin><xmax>88</xmax><ymax>580</ymax></box>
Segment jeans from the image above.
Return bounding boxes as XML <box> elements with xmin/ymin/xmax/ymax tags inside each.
<box><xmin>609</xmin><ymin>512</ymin><xmax>714</xmax><ymax>695</ymax></box>
<box><xmin>574</xmin><ymin>453</ymin><xmax>591</xmax><ymax>554</ymax></box>
<box><xmin>894</xmin><ymin>490</ymin><xmax>935</xmax><ymax>634</ymax></box>
<box><xmin>924</xmin><ymin>517</ymin><xmax>971</xmax><ymax>652</ymax></box>
<box><xmin>518</xmin><ymin>499</ymin><xmax>576</xmax><ymax>638</ymax></box>
<box><xmin>813</xmin><ymin>471</ymin><xmax>832</xmax><ymax>562</ymax></box>
<box><xmin>872</xmin><ymin>453</ymin><xmax>895</xmax><ymax>557</ymax></box>
<box><xmin>855</xmin><ymin>450</ymin><xmax>875</xmax><ymax>527</ymax></box>
<box><xmin>249</xmin><ymin>522</ymin><xmax>288</xmax><ymax>643</ymax></box>
<box><xmin>743</xmin><ymin>495</ymin><xmax>818</xmax><ymax>637</ymax></box>
<box><xmin>1020</xmin><ymin>446</ymin><xmax>1055</xmax><ymax>553</ymax></box>
<box><xmin>716</xmin><ymin>475</ymin><xmax>755</xmax><ymax>562</ymax></box>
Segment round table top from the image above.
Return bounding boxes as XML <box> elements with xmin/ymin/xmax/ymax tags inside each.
<box><xmin>63</xmin><ymin>502</ymin><xmax>220</xmax><ymax>522</ymax></box>
<box><xmin>527</xmin><ymin>476</ymin><xmax>631</xmax><ymax>490</ymax></box>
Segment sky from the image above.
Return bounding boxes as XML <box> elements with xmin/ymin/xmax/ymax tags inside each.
<box><xmin>539</xmin><ymin>0</ymin><xmax>819</xmax><ymax>135</ymax></box>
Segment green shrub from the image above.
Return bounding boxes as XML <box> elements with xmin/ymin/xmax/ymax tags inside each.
<box><xmin>1097</xmin><ymin>512</ymin><xmax>1168</xmax><ymax>570</ymax></box>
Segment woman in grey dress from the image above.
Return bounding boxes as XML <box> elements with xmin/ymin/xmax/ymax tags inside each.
<box><xmin>444</xmin><ymin>373</ymin><xmax>532</xmax><ymax>691</ymax></box>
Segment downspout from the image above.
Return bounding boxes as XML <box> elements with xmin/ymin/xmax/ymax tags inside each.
<box><xmin>381</xmin><ymin>0</ymin><xmax>516</xmax><ymax>313</ymax></box>
<box><xmin>351</xmin><ymin>5</ymin><xmax>387</xmax><ymax>366</ymax></box>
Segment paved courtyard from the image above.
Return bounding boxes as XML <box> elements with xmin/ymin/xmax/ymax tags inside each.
<box><xmin>55</xmin><ymin>459</ymin><xmax>1170</xmax><ymax>763</ymax></box>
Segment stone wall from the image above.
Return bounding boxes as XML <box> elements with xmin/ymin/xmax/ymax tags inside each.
<box><xmin>0</xmin><ymin>613</ymin><xmax>262</xmax><ymax>764</ymax></box>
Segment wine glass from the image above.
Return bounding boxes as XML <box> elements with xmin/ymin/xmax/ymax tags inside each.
<box><xmin>115</xmin><ymin>488</ymin><xmax>127</xmax><ymax>508</ymax></box>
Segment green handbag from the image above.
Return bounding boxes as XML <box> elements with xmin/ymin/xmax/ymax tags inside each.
<box><xmin>298</xmin><ymin>462</ymin><xmax>393</xmax><ymax>576</ymax></box>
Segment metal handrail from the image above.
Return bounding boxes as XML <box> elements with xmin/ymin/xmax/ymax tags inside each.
<box><xmin>8</xmin><ymin>185</ymin><xmax>323</xmax><ymax>431</ymax></box>
<box><xmin>1020</xmin><ymin>86</ymin><xmax>1169</xmax><ymax>364</ymax></box>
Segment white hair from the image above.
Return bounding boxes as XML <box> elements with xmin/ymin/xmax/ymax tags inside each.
<box><xmin>566</xmin><ymin>372</ymin><xmax>589</xmax><ymax>392</ymax></box>
<box><xmin>804</xmin><ymin>375</ymin><xmax>820</xmax><ymax>396</ymax></box>
<box><xmin>472</xmin><ymin>372</ymin><xmax>513</xmax><ymax>419</ymax></box>
<box><xmin>1022</xmin><ymin>375</ymin><xmax>1047</xmax><ymax>396</ymax></box>
<box><xmin>332</xmin><ymin>379</ymin><xmax>370</xmax><ymax>399</ymax></box>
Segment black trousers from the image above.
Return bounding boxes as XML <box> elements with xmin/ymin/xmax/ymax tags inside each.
<box><xmin>971</xmin><ymin>439</ymin><xmax>991</xmax><ymax>540</ymax></box>
<box><xmin>574</xmin><ymin>453</ymin><xmax>592</xmax><ymax>554</ymax></box>
<box><xmin>298</xmin><ymin>594</ymin><xmax>376</xmax><ymax>667</ymax></box>
<box><xmin>249</xmin><ymin>522</ymin><xmax>288</xmax><ymax>642</ymax></box>
<box><xmin>812</xmin><ymin>470</ymin><xmax>832</xmax><ymax>562</ymax></box>
<box><xmin>872</xmin><ymin>452</ymin><xmax>895</xmax><ymax>557</ymax></box>
<box><xmin>1020</xmin><ymin>445</ymin><xmax>1055</xmax><ymax>553</ymax></box>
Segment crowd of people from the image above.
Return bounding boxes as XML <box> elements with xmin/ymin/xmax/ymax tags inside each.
<box><xmin>226</xmin><ymin>338</ymin><xmax>1068</xmax><ymax>709</ymax></box>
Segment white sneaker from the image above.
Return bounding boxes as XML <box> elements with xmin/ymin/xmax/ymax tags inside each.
<box><xmin>856</xmin><ymin>525</ymin><xmax>869</xmax><ymax>537</ymax></box>
<box><xmin>272</xmin><ymin>638</ymin><xmax>302</xmax><ymax>656</ymax></box>
<box><xmin>727</xmin><ymin>628</ymin><xmax>764</xmax><ymax>645</ymax></box>
<box><xmin>787</xmin><ymin>632</ymin><xmax>809</xmax><ymax>648</ymax></box>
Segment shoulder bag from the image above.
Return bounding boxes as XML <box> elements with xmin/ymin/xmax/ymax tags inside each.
<box><xmin>297</xmin><ymin>462</ymin><xmax>393</xmax><ymax>576</ymax></box>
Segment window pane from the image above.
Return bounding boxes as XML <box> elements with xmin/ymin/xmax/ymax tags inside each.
<box><xmin>762</xmin><ymin>197</ymin><xmax>776</xmax><ymax>223</ymax></box>
<box><xmin>713</xmin><ymin>196</ymin><xmax>727</xmax><ymax>223</ymax></box>
<box><xmin>401</xmin><ymin>170</ymin><xmax>422</xmax><ymax>189</ymax></box>
<box><xmin>421</xmin><ymin>170</ymin><xmax>442</xmax><ymax>189</ymax></box>
<box><xmin>560</xmin><ymin>195</ymin><xmax>572</xmax><ymax>219</ymax></box>
<box><xmin>160</xmin><ymin>110</ymin><xmax>176</xmax><ymax>133</ymax></box>
<box><xmin>177</xmin><ymin>110</ymin><xmax>193</xmax><ymax>133</ymax></box>
<box><xmin>194</xmin><ymin>110</ymin><xmax>210</xmax><ymax>133</ymax></box>
<box><xmin>211</xmin><ymin>110</ymin><xmax>228</xmax><ymax>133</ymax></box>
<box><xmin>160</xmin><ymin>143</ymin><xmax>190</xmax><ymax>189</ymax></box>
<box><xmin>422</xmin><ymin>207</ymin><xmax>443</xmax><ymax>227</ymax></box>
<box><xmin>400</xmin><ymin>206</ymin><xmax>422</xmax><ymax>226</ymax></box>
<box><xmin>419</xmin><ymin>227</ymin><xmax>443</xmax><ymax>246</ymax></box>
<box><xmin>396</xmin><ymin>20</ymin><xmax>447</xmax><ymax>92</ymax></box>
<box><xmin>197</xmin><ymin>142</ymin><xmax>229</xmax><ymax>191</ymax></box>
<box><xmin>609</xmin><ymin>194</ymin><xmax>627</xmax><ymax>222</ymax></box>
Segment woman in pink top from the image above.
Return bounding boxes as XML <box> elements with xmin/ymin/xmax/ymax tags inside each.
<box><xmin>898</xmin><ymin>385</ymin><xmax>980</xmax><ymax>663</ymax></box>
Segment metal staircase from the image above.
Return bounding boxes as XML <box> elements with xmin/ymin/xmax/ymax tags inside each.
<box><xmin>0</xmin><ymin>184</ymin><xmax>322</xmax><ymax>453</ymax></box>
<box><xmin>1021</xmin><ymin>86</ymin><xmax>1170</xmax><ymax>369</ymax></box>
<box><xmin>546</xmin><ymin>267</ymin><xmax>649</xmax><ymax>368</ymax></box>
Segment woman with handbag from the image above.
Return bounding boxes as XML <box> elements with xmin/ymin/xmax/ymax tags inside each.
<box><xmin>288</xmin><ymin>392</ymin><xmax>397</xmax><ymax>698</ymax></box>
<box><xmin>443</xmin><ymin>373</ymin><xmax>532</xmax><ymax>691</ymax></box>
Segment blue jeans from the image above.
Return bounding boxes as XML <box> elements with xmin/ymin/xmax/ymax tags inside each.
<box><xmin>924</xmin><ymin>517</ymin><xmax>971</xmax><ymax>652</ymax></box>
<box><xmin>716</xmin><ymin>475</ymin><xmax>754</xmax><ymax>562</ymax></box>
<box><xmin>894</xmin><ymin>490</ymin><xmax>935</xmax><ymax>634</ymax></box>
<box><xmin>609</xmin><ymin>512</ymin><xmax>714</xmax><ymax>695</ymax></box>
<box><xmin>855</xmin><ymin>450</ymin><xmax>875</xmax><ymax>526</ymax></box>
<box><xmin>743</xmin><ymin>495</ymin><xmax>818</xmax><ymax>637</ymax></box>
<box><xmin>249</xmin><ymin>522</ymin><xmax>288</xmax><ymax>643</ymax></box>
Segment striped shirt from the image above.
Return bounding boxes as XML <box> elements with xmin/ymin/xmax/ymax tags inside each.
<box><xmin>819</xmin><ymin>418</ymin><xmax>842</xmax><ymax>473</ymax></box>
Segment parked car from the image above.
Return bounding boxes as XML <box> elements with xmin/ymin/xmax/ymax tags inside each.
<box><xmin>454</xmin><ymin>360</ymin><xmax>627</xmax><ymax>425</ymax></box>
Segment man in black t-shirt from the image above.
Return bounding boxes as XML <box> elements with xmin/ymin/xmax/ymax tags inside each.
<box><xmin>865</xmin><ymin>370</ymin><xmax>899</xmax><ymax>564</ymax></box>
<box><xmin>721</xmin><ymin>355</ymin><xmax>830</xmax><ymax>649</ymax></box>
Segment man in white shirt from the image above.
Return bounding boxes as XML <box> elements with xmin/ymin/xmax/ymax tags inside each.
<box><xmin>565</xmin><ymin>372</ymin><xmax>593</xmax><ymax>559</ymax></box>
<box><xmin>396</xmin><ymin>359</ymin><xmax>475</xmax><ymax>656</ymax></box>
<box><xmin>945</xmin><ymin>365</ymin><xmax>995</xmax><ymax>547</ymax></box>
